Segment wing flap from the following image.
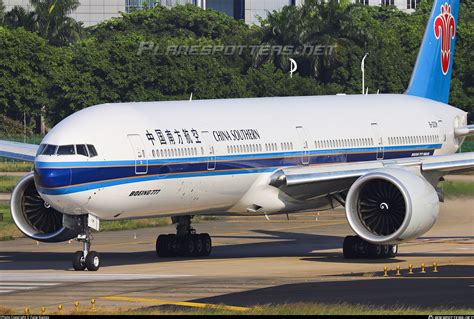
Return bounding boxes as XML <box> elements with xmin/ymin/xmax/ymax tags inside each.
<box><xmin>0</xmin><ymin>140</ymin><xmax>38</xmax><ymax>162</ymax></box>
<box><xmin>421</xmin><ymin>152</ymin><xmax>474</xmax><ymax>172</ymax></box>
<box><xmin>269</xmin><ymin>153</ymin><xmax>474</xmax><ymax>199</ymax></box>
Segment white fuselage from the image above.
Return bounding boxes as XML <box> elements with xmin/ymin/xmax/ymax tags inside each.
<box><xmin>34</xmin><ymin>94</ymin><xmax>467</xmax><ymax>220</ymax></box>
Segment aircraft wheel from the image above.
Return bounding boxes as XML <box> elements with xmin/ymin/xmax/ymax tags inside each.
<box><xmin>387</xmin><ymin>244</ymin><xmax>398</xmax><ymax>258</ymax></box>
<box><xmin>193</xmin><ymin>234</ymin><xmax>204</xmax><ymax>257</ymax></box>
<box><xmin>156</xmin><ymin>234</ymin><xmax>171</xmax><ymax>258</ymax></box>
<box><xmin>85</xmin><ymin>251</ymin><xmax>100</xmax><ymax>271</ymax></box>
<box><xmin>343</xmin><ymin>236</ymin><xmax>358</xmax><ymax>259</ymax></box>
<box><xmin>200</xmin><ymin>233</ymin><xmax>212</xmax><ymax>257</ymax></box>
<box><xmin>72</xmin><ymin>251</ymin><xmax>86</xmax><ymax>271</ymax></box>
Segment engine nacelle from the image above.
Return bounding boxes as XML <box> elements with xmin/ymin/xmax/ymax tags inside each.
<box><xmin>345</xmin><ymin>168</ymin><xmax>439</xmax><ymax>244</ymax></box>
<box><xmin>11</xmin><ymin>172</ymin><xmax>80</xmax><ymax>242</ymax></box>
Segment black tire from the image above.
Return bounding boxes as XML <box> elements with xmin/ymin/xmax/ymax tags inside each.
<box><xmin>181</xmin><ymin>236</ymin><xmax>195</xmax><ymax>256</ymax></box>
<box><xmin>200</xmin><ymin>233</ymin><xmax>212</xmax><ymax>257</ymax></box>
<box><xmin>72</xmin><ymin>251</ymin><xmax>86</xmax><ymax>271</ymax></box>
<box><xmin>85</xmin><ymin>251</ymin><xmax>100</xmax><ymax>271</ymax></box>
<box><xmin>367</xmin><ymin>243</ymin><xmax>383</xmax><ymax>259</ymax></box>
<box><xmin>343</xmin><ymin>236</ymin><xmax>357</xmax><ymax>259</ymax></box>
<box><xmin>387</xmin><ymin>244</ymin><xmax>398</xmax><ymax>258</ymax></box>
<box><xmin>156</xmin><ymin>234</ymin><xmax>170</xmax><ymax>258</ymax></box>
<box><xmin>193</xmin><ymin>234</ymin><xmax>204</xmax><ymax>257</ymax></box>
<box><xmin>380</xmin><ymin>245</ymin><xmax>391</xmax><ymax>258</ymax></box>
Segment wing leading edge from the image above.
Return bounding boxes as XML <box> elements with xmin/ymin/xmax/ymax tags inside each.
<box><xmin>0</xmin><ymin>140</ymin><xmax>38</xmax><ymax>162</ymax></box>
<box><xmin>269</xmin><ymin>152</ymin><xmax>474</xmax><ymax>198</ymax></box>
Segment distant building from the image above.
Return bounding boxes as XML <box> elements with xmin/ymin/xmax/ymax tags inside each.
<box><xmin>3</xmin><ymin>0</ymin><xmax>420</xmax><ymax>27</ymax></box>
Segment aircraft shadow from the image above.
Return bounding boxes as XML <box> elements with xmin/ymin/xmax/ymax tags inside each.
<box><xmin>0</xmin><ymin>231</ymin><xmax>471</xmax><ymax>271</ymax></box>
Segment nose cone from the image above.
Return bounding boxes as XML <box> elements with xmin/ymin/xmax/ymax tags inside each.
<box><xmin>34</xmin><ymin>164</ymin><xmax>72</xmax><ymax>189</ymax></box>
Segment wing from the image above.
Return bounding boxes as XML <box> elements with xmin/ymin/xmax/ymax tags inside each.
<box><xmin>269</xmin><ymin>152</ymin><xmax>474</xmax><ymax>200</ymax></box>
<box><xmin>0</xmin><ymin>140</ymin><xmax>39</xmax><ymax>162</ymax></box>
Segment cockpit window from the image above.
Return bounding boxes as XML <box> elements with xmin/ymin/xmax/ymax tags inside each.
<box><xmin>76</xmin><ymin>144</ymin><xmax>89</xmax><ymax>157</ymax></box>
<box><xmin>57</xmin><ymin>145</ymin><xmax>76</xmax><ymax>155</ymax></box>
<box><xmin>87</xmin><ymin>145</ymin><xmax>98</xmax><ymax>157</ymax></box>
<box><xmin>42</xmin><ymin>144</ymin><xmax>58</xmax><ymax>156</ymax></box>
<box><xmin>36</xmin><ymin>144</ymin><xmax>46</xmax><ymax>157</ymax></box>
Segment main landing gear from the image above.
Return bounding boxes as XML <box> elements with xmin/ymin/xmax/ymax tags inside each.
<box><xmin>343</xmin><ymin>235</ymin><xmax>398</xmax><ymax>259</ymax></box>
<box><xmin>72</xmin><ymin>229</ymin><xmax>100</xmax><ymax>271</ymax></box>
<box><xmin>156</xmin><ymin>215</ymin><xmax>212</xmax><ymax>258</ymax></box>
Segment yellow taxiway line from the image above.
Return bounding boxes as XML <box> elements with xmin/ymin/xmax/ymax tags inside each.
<box><xmin>101</xmin><ymin>296</ymin><xmax>250</xmax><ymax>312</ymax></box>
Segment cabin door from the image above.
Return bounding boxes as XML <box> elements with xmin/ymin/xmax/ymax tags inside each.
<box><xmin>371</xmin><ymin>123</ymin><xmax>384</xmax><ymax>160</ymax></box>
<box><xmin>127</xmin><ymin>134</ymin><xmax>148</xmax><ymax>175</ymax></box>
<box><xmin>201</xmin><ymin>131</ymin><xmax>216</xmax><ymax>170</ymax></box>
<box><xmin>296</xmin><ymin>126</ymin><xmax>310</xmax><ymax>165</ymax></box>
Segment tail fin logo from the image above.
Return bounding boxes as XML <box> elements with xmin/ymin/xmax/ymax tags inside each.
<box><xmin>434</xmin><ymin>3</ymin><xmax>456</xmax><ymax>75</ymax></box>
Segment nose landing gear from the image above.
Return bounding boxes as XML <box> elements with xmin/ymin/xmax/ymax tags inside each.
<box><xmin>72</xmin><ymin>229</ymin><xmax>100</xmax><ymax>271</ymax></box>
<box><xmin>156</xmin><ymin>215</ymin><xmax>212</xmax><ymax>258</ymax></box>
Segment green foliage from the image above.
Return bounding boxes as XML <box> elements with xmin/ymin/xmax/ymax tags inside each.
<box><xmin>4</xmin><ymin>0</ymin><xmax>83</xmax><ymax>46</ymax></box>
<box><xmin>0</xmin><ymin>2</ymin><xmax>472</xmax><ymax>128</ymax></box>
<box><xmin>0</xmin><ymin>0</ymin><xmax>5</xmax><ymax>25</ymax></box>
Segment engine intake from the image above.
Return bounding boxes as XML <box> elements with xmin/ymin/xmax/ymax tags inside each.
<box><xmin>11</xmin><ymin>172</ymin><xmax>80</xmax><ymax>242</ymax></box>
<box><xmin>346</xmin><ymin>168</ymin><xmax>439</xmax><ymax>244</ymax></box>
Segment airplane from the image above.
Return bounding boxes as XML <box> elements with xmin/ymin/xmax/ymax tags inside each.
<box><xmin>0</xmin><ymin>0</ymin><xmax>473</xmax><ymax>272</ymax></box>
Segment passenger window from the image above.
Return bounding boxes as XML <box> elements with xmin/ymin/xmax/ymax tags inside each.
<box><xmin>42</xmin><ymin>144</ymin><xmax>58</xmax><ymax>156</ymax></box>
<box><xmin>76</xmin><ymin>144</ymin><xmax>89</xmax><ymax>157</ymax></box>
<box><xmin>87</xmin><ymin>145</ymin><xmax>98</xmax><ymax>157</ymax></box>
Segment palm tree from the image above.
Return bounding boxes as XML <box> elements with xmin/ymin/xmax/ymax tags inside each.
<box><xmin>0</xmin><ymin>0</ymin><xmax>5</xmax><ymax>25</ymax></box>
<box><xmin>257</xmin><ymin>0</ymin><xmax>351</xmax><ymax>79</ymax></box>
<box><xmin>4</xmin><ymin>6</ymin><xmax>38</xmax><ymax>31</ymax></box>
<box><xmin>4</xmin><ymin>0</ymin><xmax>83</xmax><ymax>45</ymax></box>
<box><xmin>30</xmin><ymin>0</ymin><xmax>82</xmax><ymax>45</ymax></box>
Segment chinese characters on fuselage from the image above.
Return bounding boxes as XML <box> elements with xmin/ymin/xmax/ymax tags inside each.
<box><xmin>145</xmin><ymin>128</ymin><xmax>201</xmax><ymax>146</ymax></box>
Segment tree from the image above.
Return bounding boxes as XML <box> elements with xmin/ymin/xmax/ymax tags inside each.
<box><xmin>5</xmin><ymin>0</ymin><xmax>83</xmax><ymax>46</ymax></box>
<box><xmin>4</xmin><ymin>6</ymin><xmax>38</xmax><ymax>30</ymax></box>
<box><xmin>0</xmin><ymin>27</ymin><xmax>54</xmax><ymax>124</ymax></box>
<box><xmin>30</xmin><ymin>0</ymin><xmax>83</xmax><ymax>46</ymax></box>
<box><xmin>0</xmin><ymin>0</ymin><xmax>5</xmax><ymax>25</ymax></box>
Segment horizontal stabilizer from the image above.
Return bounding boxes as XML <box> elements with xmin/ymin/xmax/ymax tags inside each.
<box><xmin>454</xmin><ymin>125</ymin><xmax>474</xmax><ymax>137</ymax></box>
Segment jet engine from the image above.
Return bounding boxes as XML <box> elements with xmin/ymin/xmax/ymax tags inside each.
<box><xmin>345</xmin><ymin>168</ymin><xmax>439</xmax><ymax>245</ymax></box>
<box><xmin>10</xmin><ymin>172</ymin><xmax>81</xmax><ymax>242</ymax></box>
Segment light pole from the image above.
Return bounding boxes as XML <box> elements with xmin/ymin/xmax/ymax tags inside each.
<box><xmin>361</xmin><ymin>53</ymin><xmax>369</xmax><ymax>95</ymax></box>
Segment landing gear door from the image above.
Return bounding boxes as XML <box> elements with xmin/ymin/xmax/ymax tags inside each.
<box><xmin>296</xmin><ymin>126</ymin><xmax>310</xmax><ymax>165</ymax></box>
<box><xmin>201</xmin><ymin>131</ymin><xmax>216</xmax><ymax>171</ymax></box>
<box><xmin>127</xmin><ymin>134</ymin><xmax>148</xmax><ymax>175</ymax></box>
<box><xmin>371</xmin><ymin>123</ymin><xmax>384</xmax><ymax>160</ymax></box>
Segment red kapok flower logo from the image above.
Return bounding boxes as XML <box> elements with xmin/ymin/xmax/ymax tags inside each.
<box><xmin>434</xmin><ymin>3</ymin><xmax>456</xmax><ymax>76</ymax></box>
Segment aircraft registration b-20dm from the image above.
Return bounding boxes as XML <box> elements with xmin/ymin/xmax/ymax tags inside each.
<box><xmin>0</xmin><ymin>0</ymin><xmax>473</xmax><ymax>271</ymax></box>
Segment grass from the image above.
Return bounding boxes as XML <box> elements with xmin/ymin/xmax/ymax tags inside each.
<box><xmin>2</xmin><ymin>303</ymin><xmax>473</xmax><ymax>316</ymax></box>
<box><xmin>0</xmin><ymin>175</ymin><xmax>21</xmax><ymax>192</ymax></box>
<box><xmin>0</xmin><ymin>160</ymin><xmax>33</xmax><ymax>174</ymax></box>
<box><xmin>440</xmin><ymin>181</ymin><xmax>474</xmax><ymax>198</ymax></box>
<box><xmin>0</xmin><ymin>161</ymin><xmax>33</xmax><ymax>172</ymax></box>
<box><xmin>0</xmin><ymin>204</ymin><xmax>22</xmax><ymax>241</ymax></box>
<box><xmin>0</xmin><ymin>203</ymin><xmax>219</xmax><ymax>241</ymax></box>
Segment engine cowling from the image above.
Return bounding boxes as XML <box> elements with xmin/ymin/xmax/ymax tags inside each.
<box><xmin>11</xmin><ymin>172</ymin><xmax>80</xmax><ymax>242</ymax></box>
<box><xmin>345</xmin><ymin>168</ymin><xmax>439</xmax><ymax>245</ymax></box>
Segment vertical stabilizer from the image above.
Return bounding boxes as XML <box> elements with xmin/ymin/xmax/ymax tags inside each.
<box><xmin>406</xmin><ymin>0</ymin><xmax>460</xmax><ymax>104</ymax></box>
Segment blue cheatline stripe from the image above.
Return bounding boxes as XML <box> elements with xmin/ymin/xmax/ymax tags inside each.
<box><xmin>37</xmin><ymin>168</ymin><xmax>276</xmax><ymax>195</ymax></box>
<box><xmin>34</xmin><ymin>144</ymin><xmax>442</xmax><ymax>196</ymax></box>
<box><xmin>34</xmin><ymin>144</ymin><xmax>442</xmax><ymax>168</ymax></box>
